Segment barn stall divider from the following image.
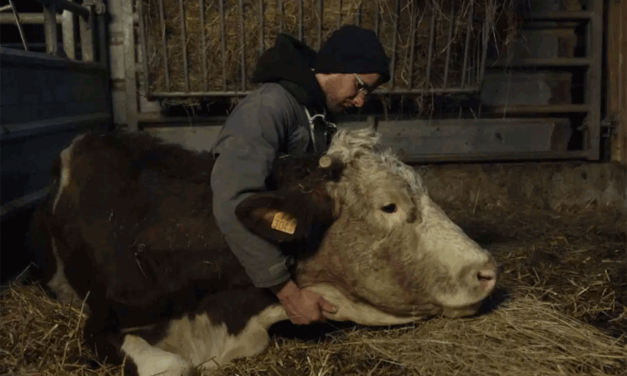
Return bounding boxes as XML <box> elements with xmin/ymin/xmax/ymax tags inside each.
<box><xmin>0</xmin><ymin>0</ymin><xmax>111</xmax><ymax>281</ymax></box>
<box><xmin>1</xmin><ymin>0</ymin><xmax>626</xmax><ymax>375</ymax></box>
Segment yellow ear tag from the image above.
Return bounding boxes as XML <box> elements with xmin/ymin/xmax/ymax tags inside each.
<box><xmin>271</xmin><ymin>211</ymin><xmax>297</xmax><ymax>234</ymax></box>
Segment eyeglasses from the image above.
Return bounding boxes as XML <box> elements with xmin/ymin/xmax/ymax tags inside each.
<box><xmin>354</xmin><ymin>73</ymin><xmax>372</xmax><ymax>99</ymax></box>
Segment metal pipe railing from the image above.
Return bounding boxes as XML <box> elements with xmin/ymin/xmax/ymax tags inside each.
<box><xmin>443</xmin><ymin>2</ymin><xmax>455</xmax><ymax>88</ymax></box>
<box><xmin>158</xmin><ymin>0</ymin><xmax>170</xmax><ymax>90</ymax></box>
<box><xmin>178</xmin><ymin>0</ymin><xmax>190</xmax><ymax>91</ymax></box>
<box><xmin>61</xmin><ymin>0</ymin><xmax>90</xmax><ymax>19</ymax></box>
<box><xmin>1</xmin><ymin>0</ymin><xmax>104</xmax><ymax>65</ymax></box>
<box><xmin>150</xmin><ymin>87</ymin><xmax>481</xmax><ymax>98</ymax></box>
<box><xmin>201</xmin><ymin>0</ymin><xmax>209</xmax><ymax>91</ymax></box>
<box><xmin>136</xmin><ymin>0</ymin><xmax>493</xmax><ymax>98</ymax></box>
<box><xmin>239</xmin><ymin>0</ymin><xmax>246</xmax><ymax>92</ymax></box>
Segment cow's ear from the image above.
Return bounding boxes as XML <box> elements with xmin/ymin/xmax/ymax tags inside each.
<box><xmin>235</xmin><ymin>190</ymin><xmax>335</xmax><ymax>243</ymax></box>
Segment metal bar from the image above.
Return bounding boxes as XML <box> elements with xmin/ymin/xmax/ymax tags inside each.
<box><xmin>489</xmin><ymin>58</ymin><xmax>593</xmax><ymax>67</ymax></box>
<box><xmin>402</xmin><ymin>150</ymin><xmax>589</xmax><ymax>164</ymax></box>
<box><xmin>337</xmin><ymin>0</ymin><xmax>341</xmax><ymax>29</ymax></box>
<box><xmin>523</xmin><ymin>11</ymin><xmax>592</xmax><ymax>21</ymax></box>
<box><xmin>138</xmin><ymin>0</ymin><xmax>151</xmax><ymax>96</ymax></box>
<box><xmin>460</xmin><ymin>2</ymin><xmax>473</xmax><ymax>88</ymax></box>
<box><xmin>98</xmin><ymin>13</ymin><xmax>108</xmax><ymax>65</ymax></box>
<box><xmin>373</xmin><ymin>7</ymin><xmax>379</xmax><ymax>36</ymax></box>
<box><xmin>0</xmin><ymin>46</ymin><xmax>106</xmax><ymax>71</ymax></box>
<box><xmin>425</xmin><ymin>6</ymin><xmax>435</xmax><ymax>88</ymax></box>
<box><xmin>0</xmin><ymin>187</ymin><xmax>50</xmax><ymax>222</ymax></box>
<box><xmin>61</xmin><ymin>9</ymin><xmax>75</xmax><ymax>59</ymax></box>
<box><xmin>474</xmin><ymin>37</ymin><xmax>479</xmax><ymax>85</ymax></box>
<box><xmin>586</xmin><ymin>0</ymin><xmax>603</xmax><ymax>160</ymax></box>
<box><xmin>477</xmin><ymin>15</ymin><xmax>490</xmax><ymax>83</ymax></box>
<box><xmin>475</xmin><ymin>28</ymin><xmax>480</xmax><ymax>85</ymax></box>
<box><xmin>9</xmin><ymin>0</ymin><xmax>28</xmax><ymax>52</ymax></box>
<box><xmin>258</xmin><ymin>0</ymin><xmax>264</xmax><ymax>55</ymax></box>
<box><xmin>389</xmin><ymin>0</ymin><xmax>399</xmax><ymax>89</ymax></box>
<box><xmin>485</xmin><ymin>104</ymin><xmax>590</xmax><ymax>114</ymax></box>
<box><xmin>150</xmin><ymin>87</ymin><xmax>480</xmax><ymax>98</ymax></box>
<box><xmin>479</xmin><ymin>10</ymin><xmax>489</xmax><ymax>85</ymax></box>
<box><xmin>0</xmin><ymin>13</ymin><xmax>61</xmax><ymax>24</ymax></box>
<box><xmin>158</xmin><ymin>0</ymin><xmax>170</xmax><ymax>90</ymax></box>
<box><xmin>61</xmin><ymin>0</ymin><xmax>90</xmax><ymax>18</ymax></box>
<box><xmin>298</xmin><ymin>0</ymin><xmax>303</xmax><ymax>41</ymax></box>
<box><xmin>137</xmin><ymin>113</ymin><xmax>228</xmax><ymax>123</ymax></box>
<box><xmin>219</xmin><ymin>0</ymin><xmax>227</xmax><ymax>89</ymax></box>
<box><xmin>278</xmin><ymin>0</ymin><xmax>283</xmax><ymax>33</ymax></box>
<box><xmin>179</xmin><ymin>0</ymin><xmax>189</xmax><ymax>91</ymax></box>
<box><xmin>123</xmin><ymin>0</ymin><xmax>138</xmax><ymax>131</ymax></box>
<box><xmin>97</xmin><ymin>12</ymin><xmax>113</xmax><ymax>119</ymax></box>
<box><xmin>239</xmin><ymin>0</ymin><xmax>246</xmax><ymax>92</ymax></box>
<box><xmin>42</xmin><ymin>4</ymin><xmax>58</xmax><ymax>56</ymax></box>
<box><xmin>355</xmin><ymin>5</ymin><xmax>360</xmax><ymax>26</ymax></box>
<box><xmin>200</xmin><ymin>0</ymin><xmax>208</xmax><ymax>91</ymax></box>
<box><xmin>0</xmin><ymin>4</ymin><xmax>11</xmax><ymax>12</ymax></box>
<box><xmin>0</xmin><ymin>112</ymin><xmax>111</xmax><ymax>142</ymax></box>
<box><xmin>318</xmin><ymin>0</ymin><xmax>323</xmax><ymax>50</ymax></box>
<box><xmin>443</xmin><ymin>2</ymin><xmax>455</xmax><ymax>88</ymax></box>
<box><xmin>408</xmin><ymin>7</ymin><xmax>416</xmax><ymax>88</ymax></box>
<box><xmin>78</xmin><ymin>4</ymin><xmax>94</xmax><ymax>61</ymax></box>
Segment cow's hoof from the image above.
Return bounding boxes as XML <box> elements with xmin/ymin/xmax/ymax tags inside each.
<box><xmin>135</xmin><ymin>352</ymin><xmax>191</xmax><ymax>376</ymax></box>
<box><xmin>121</xmin><ymin>334</ymin><xmax>192</xmax><ymax>376</ymax></box>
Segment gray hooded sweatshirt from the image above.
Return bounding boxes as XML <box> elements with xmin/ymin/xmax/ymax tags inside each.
<box><xmin>210</xmin><ymin>33</ymin><xmax>336</xmax><ymax>289</ymax></box>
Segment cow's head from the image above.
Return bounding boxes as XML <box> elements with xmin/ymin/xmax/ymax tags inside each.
<box><xmin>235</xmin><ymin>128</ymin><xmax>497</xmax><ymax>325</ymax></box>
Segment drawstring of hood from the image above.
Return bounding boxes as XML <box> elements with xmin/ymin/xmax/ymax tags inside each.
<box><xmin>304</xmin><ymin>107</ymin><xmax>337</xmax><ymax>154</ymax></box>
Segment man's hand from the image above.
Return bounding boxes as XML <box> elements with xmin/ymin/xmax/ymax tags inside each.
<box><xmin>272</xmin><ymin>280</ymin><xmax>337</xmax><ymax>325</ymax></box>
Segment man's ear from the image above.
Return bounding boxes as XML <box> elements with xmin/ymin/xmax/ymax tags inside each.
<box><xmin>235</xmin><ymin>190</ymin><xmax>336</xmax><ymax>243</ymax></box>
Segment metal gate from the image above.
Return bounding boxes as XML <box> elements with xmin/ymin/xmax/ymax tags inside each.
<box><xmin>136</xmin><ymin>0</ymin><xmax>493</xmax><ymax>99</ymax></box>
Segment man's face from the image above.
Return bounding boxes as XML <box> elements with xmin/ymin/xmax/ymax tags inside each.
<box><xmin>321</xmin><ymin>73</ymin><xmax>381</xmax><ymax>113</ymax></box>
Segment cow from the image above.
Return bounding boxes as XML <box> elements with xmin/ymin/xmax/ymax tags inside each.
<box><xmin>27</xmin><ymin>127</ymin><xmax>498</xmax><ymax>376</ymax></box>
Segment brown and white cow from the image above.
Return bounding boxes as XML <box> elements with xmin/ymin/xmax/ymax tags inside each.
<box><xmin>28</xmin><ymin>127</ymin><xmax>498</xmax><ymax>376</ymax></box>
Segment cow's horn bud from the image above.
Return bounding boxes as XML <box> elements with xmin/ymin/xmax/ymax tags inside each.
<box><xmin>319</xmin><ymin>155</ymin><xmax>332</xmax><ymax>168</ymax></box>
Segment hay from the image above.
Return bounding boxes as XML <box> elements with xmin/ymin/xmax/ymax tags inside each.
<box><xmin>215</xmin><ymin>294</ymin><xmax>626</xmax><ymax>376</ymax></box>
<box><xmin>1</xmin><ymin>208</ymin><xmax>625</xmax><ymax>376</ymax></box>
<box><xmin>0</xmin><ymin>283</ymin><xmax>112</xmax><ymax>376</ymax></box>
<box><xmin>140</xmin><ymin>0</ymin><xmax>521</xmax><ymax>103</ymax></box>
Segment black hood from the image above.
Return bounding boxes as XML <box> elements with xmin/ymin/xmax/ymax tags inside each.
<box><xmin>251</xmin><ymin>34</ymin><xmax>327</xmax><ymax>113</ymax></box>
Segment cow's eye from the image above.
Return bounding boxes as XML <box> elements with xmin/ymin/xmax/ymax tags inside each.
<box><xmin>381</xmin><ymin>204</ymin><xmax>397</xmax><ymax>213</ymax></box>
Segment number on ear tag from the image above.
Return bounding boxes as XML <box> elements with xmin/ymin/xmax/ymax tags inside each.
<box><xmin>271</xmin><ymin>211</ymin><xmax>297</xmax><ymax>234</ymax></box>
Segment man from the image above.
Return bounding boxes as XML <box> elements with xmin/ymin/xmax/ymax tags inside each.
<box><xmin>210</xmin><ymin>25</ymin><xmax>390</xmax><ymax>325</ymax></box>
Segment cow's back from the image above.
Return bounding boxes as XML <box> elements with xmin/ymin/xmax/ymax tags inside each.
<box><xmin>36</xmin><ymin>130</ymin><xmax>257</xmax><ymax>322</ymax></box>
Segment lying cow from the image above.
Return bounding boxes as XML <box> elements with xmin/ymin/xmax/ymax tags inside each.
<box><xmin>28</xmin><ymin>127</ymin><xmax>498</xmax><ymax>376</ymax></box>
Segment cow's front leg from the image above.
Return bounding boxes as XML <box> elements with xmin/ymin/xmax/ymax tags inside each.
<box><xmin>121</xmin><ymin>334</ymin><xmax>192</xmax><ymax>376</ymax></box>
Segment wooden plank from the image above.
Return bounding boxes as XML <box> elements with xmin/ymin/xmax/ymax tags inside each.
<box><xmin>338</xmin><ymin>118</ymin><xmax>572</xmax><ymax>157</ymax></box>
<box><xmin>608</xmin><ymin>0</ymin><xmax>627</xmax><ymax>164</ymax></box>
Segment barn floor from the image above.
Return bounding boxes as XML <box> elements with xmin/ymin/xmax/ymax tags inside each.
<box><xmin>451</xmin><ymin>207</ymin><xmax>626</xmax><ymax>339</ymax></box>
<box><xmin>1</xmin><ymin>162</ymin><xmax>626</xmax><ymax>376</ymax></box>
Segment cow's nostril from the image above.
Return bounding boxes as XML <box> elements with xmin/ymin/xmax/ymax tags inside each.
<box><xmin>477</xmin><ymin>269</ymin><xmax>496</xmax><ymax>292</ymax></box>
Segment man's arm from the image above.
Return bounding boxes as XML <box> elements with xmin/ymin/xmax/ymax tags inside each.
<box><xmin>210</xmin><ymin>88</ymin><xmax>337</xmax><ymax>324</ymax></box>
<box><xmin>210</xmin><ymin>92</ymin><xmax>292</xmax><ymax>288</ymax></box>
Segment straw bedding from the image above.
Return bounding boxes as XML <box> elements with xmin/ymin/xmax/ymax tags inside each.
<box><xmin>1</xmin><ymin>205</ymin><xmax>625</xmax><ymax>376</ymax></box>
<box><xmin>140</xmin><ymin>0</ymin><xmax>521</xmax><ymax>98</ymax></box>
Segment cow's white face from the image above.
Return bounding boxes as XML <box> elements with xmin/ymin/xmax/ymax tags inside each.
<box><xmin>236</xmin><ymin>128</ymin><xmax>497</xmax><ymax>326</ymax></box>
<box><xmin>297</xmin><ymin>128</ymin><xmax>498</xmax><ymax>322</ymax></box>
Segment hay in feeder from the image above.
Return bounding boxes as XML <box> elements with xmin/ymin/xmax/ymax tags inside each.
<box><xmin>139</xmin><ymin>0</ymin><xmax>522</xmax><ymax>104</ymax></box>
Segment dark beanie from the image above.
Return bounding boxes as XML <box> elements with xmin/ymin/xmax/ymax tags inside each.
<box><xmin>313</xmin><ymin>25</ymin><xmax>390</xmax><ymax>84</ymax></box>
